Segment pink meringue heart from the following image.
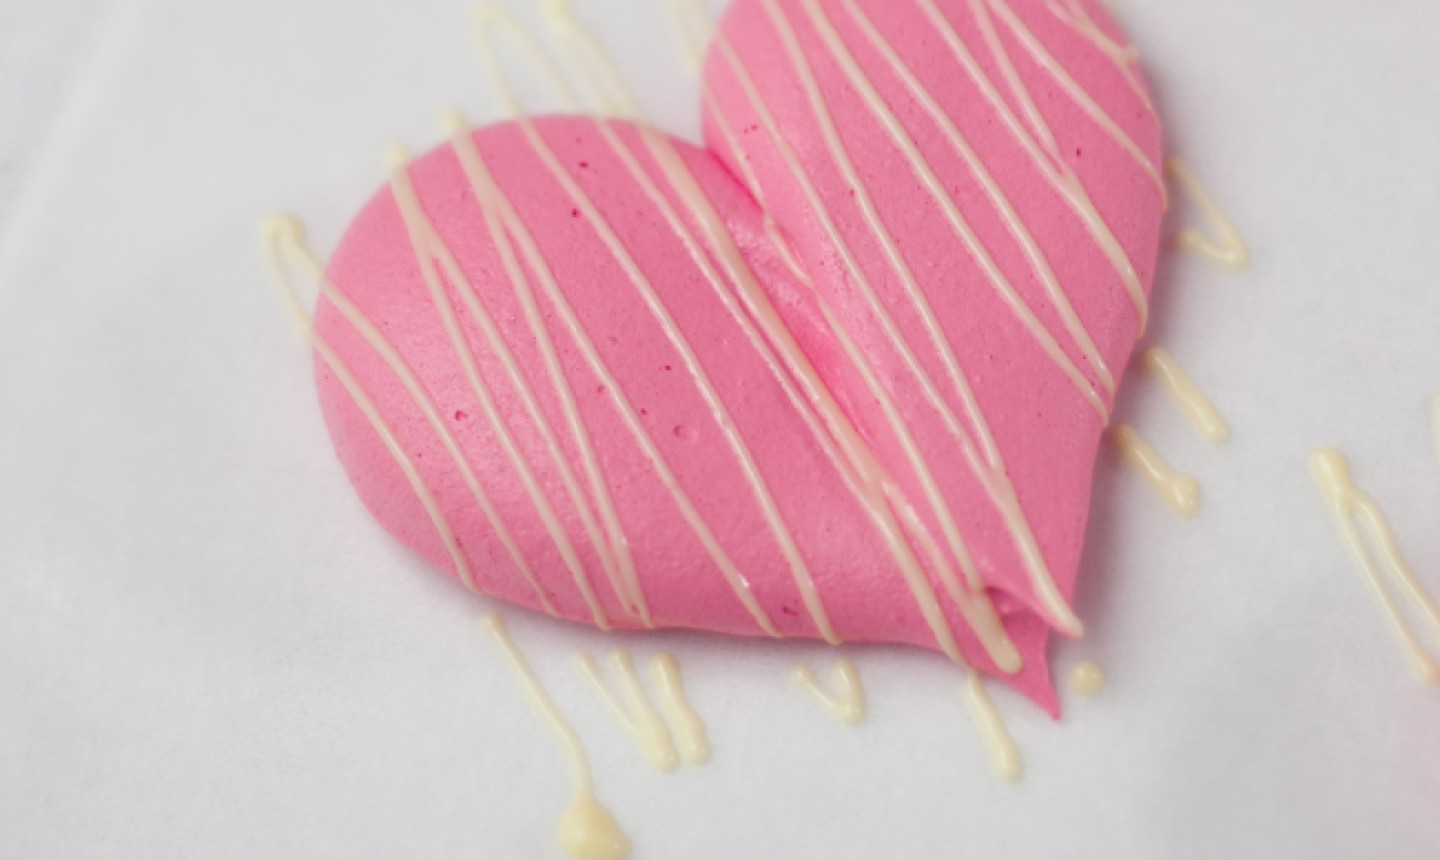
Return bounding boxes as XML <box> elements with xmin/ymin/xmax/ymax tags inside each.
<box><xmin>309</xmin><ymin>0</ymin><xmax>1162</xmax><ymax>714</ymax></box>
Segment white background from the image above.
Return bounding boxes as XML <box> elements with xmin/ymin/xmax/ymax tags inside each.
<box><xmin>2</xmin><ymin>1</ymin><xmax>1439</xmax><ymax>857</ymax></box>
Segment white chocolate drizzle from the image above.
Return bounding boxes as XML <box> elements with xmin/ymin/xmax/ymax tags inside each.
<box><xmin>918</xmin><ymin>0</ymin><xmax>1149</xmax><ymax>329</ymax></box>
<box><xmin>262</xmin><ymin>214</ymin><xmax>555</xmax><ymax>610</ymax></box>
<box><xmin>1310</xmin><ymin>449</ymin><xmax>1440</xmax><ymax>684</ymax></box>
<box><xmin>577</xmin><ymin>649</ymin><xmax>710</xmax><ymax>772</ymax></box>
<box><xmin>792</xmin><ymin>658</ymin><xmax>866</xmax><ymax>726</ymax></box>
<box><xmin>512</xmin><ymin>2</ymin><xmax>1028</xmax><ymax>664</ymax></box>
<box><xmin>1111</xmin><ymin>424</ymin><xmax>1199</xmax><ymax>517</ymax></box>
<box><xmin>1167</xmin><ymin>157</ymin><xmax>1250</xmax><ymax>271</ymax></box>
<box><xmin>963</xmin><ymin>672</ymin><xmax>1023</xmax><ymax>782</ymax></box>
<box><xmin>388</xmin><ymin>147</ymin><xmax>614</xmax><ymax>629</ymax></box>
<box><xmin>733</xmin><ymin>1</ymin><xmax>1083</xmax><ymax>637</ymax></box>
<box><xmin>817</xmin><ymin>0</ymin><xmax>1116</xmax><ymax>412</ymax></box>
<box><xmin>1143</xmin><ymin>347</ymin><xmax>1230</xmax><ymax>445</ymax></box>
<box><xmin>1067</xmin><ymin>660</ymin><xmax>1105</xmax><ymax>696</ymax></box>
<box><xmin>980</xmin><ymin>0</ymin><xmax>1165</xmax><ymax>200</ymax></box>
<box><xmin>663</xmin><ymin>0</ymin><xmax>714</xmax><ymax>73</ymax></box>
<box><xmin>481</xmin><ymin>614</ymin><xmax>631</xmax><ymax>860</ymax></box>
<box><xmin>655</xmin><ymin>0</ymin><xmax>1024</xmax><ymax>671</ymax></box>
<box><xmin>1045</xmin><ymin>0</ymin><xmax>1155</xmax><ymax>117</ymax></box>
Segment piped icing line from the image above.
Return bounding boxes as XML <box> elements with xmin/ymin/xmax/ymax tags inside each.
<box><xmin>979</xmin><ymin>0</ymin><xmax>1165</xmax><ymax>201</ymax></box>
<box><xmin>663</xmin><ymin>0</ymin><xmax>714</xmax><ymax>73</ymax></box>
<box><xmin>481</xmin><ymin>615</ymin><xmax>632</xmax><ymax>860</ymax></box>
<box><xmin>518</xmin><ymin>121</ymin><xmax>828</xmax><ymax>641</ymax></box>
<box><xmin>1310</xmin><ymin>449</ymin><xmax>1440</xmax><ymax>684</ymax></box>
<box><xmin>263</xmin><ymin>214</ymin><xmax>556</xmax><ymax>610</ymax></box>
<box><xmin>501</xmin><ymin>2</ymin><xmax>855</xmax><ymax>644</ymax></box>
<box><xmin>576</xmin><ymin>649</ymin><xmax>709</xmax><ymax>771</ymax></box>
<box><xmin>262</xmin><ymin>215</ymin><xmax>480</xmax><ymax>594</ymax></box>
<box><xmin>808</xmin><ymin>0</ymin><xmax>1117</xmax><ymax>409</ymax></box>
<box><xmin>474</xmin><ymin>4</ymin><xmax>584</xmax><ymax>116</ymax></box>
<box><xmin>1066</xmin><ymin>660</ymin><xmax>1105</xmax><ymax>696</ymax></box>
<box><xmin>1044</xmin><ymin>0</ymin><xmax>1155</xmax><ymax>117</ymax></box>
<box><xmin>918</xmin><ymin>0</ymin><xmax>1148</xmax><ymax>329</ymax></box>
<box><xmin>441</xmin><ymin>113</ymin><xmax>649</xmax><ymax>626</ymax></box>
<box><xmin>718</xmin><ymin>26</ymin><xmax>1042</xmax><ymax>656</ymax></box>
<box><xmin>745</xmin><ymin>1</ymin><xmax>1084</xmax><ymax>637</ymax></box>
<box><xmin>1111</xmin><ymin>424</ymin><xmax>1199</xmax><ymax>517</ymax></box>
<box><xmin>1166</xmin><ymin>157</ymin><xmax>1251</xmax><ymax>271</ymax></box>
<box><xmin>388</xmin><ymin>147</ymin><xmax>613</xmax><ymax>629</ymax></box>
<box><xmin>649</xmin><ymin>653</ymin><xmax>710</xmax><ymax>765</ymax></box>
<box><xmin>792</xmin><ymin>658</ymin><xmax>866</xmax><ymax>726</ymax></box>
<box><xmin>537</xmin><ymin>2</ymin><xmax>1023</xmax><ymax>667</ymax></box>
<box><xmin>444</xmin><ymin>121</ymin><xmax>780</xmax><ymax>639</ymax></box>
<box><xmin>963</xmin><ymin>671</ymin><xmax>1023</xmax><ymax>782</ymax></box>
<box><xmin>1143</xmin><ymin>347</ymin><xmax>1229</xmax><ymax>445</ymax></box>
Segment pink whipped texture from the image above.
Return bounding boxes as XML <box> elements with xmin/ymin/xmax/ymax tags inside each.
<box><xmin>312</xmin><ymin>0</ymin><xmax>1163</xmax><ymax>715</ymax></box>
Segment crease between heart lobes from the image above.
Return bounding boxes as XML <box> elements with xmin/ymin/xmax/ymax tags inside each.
<box><xmin>311</xmin><ymin>0</ymin><xmax>1162</xmax><ymax>715</ymax></box>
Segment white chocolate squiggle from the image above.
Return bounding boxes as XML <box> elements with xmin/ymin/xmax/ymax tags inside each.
<box><xmin>1112</xmin><ymin>424</ymin><xmax>1199</xmax><ymax>518</ymax></box>
<box><xmin>1144</xmin><ymin>347</ymin><xmax>1230</xmax><ymax>445</ymax></box>
<box><xmin>1311</xmin><ymin>449</ymin><xmax>1440</xmax><ymax>684</ymax></box>
<box><xmin>1167</xmin><ymin>157</ymin><xmax>1250</xmax><ymax>271</ymax></box>
<box><xmin>577</xmin><ymin>649</ymin><xmax>709</xmax><ymax>771</ymax></box>
<box><xmin>792</xmin><ymin>658</ymin><xmax>866</xmax><ymax>725</ymax></box>
<box><xmin>482</xmin><ymin>615</ymin><xmax>631</xmax><ymax>860</ymax></box>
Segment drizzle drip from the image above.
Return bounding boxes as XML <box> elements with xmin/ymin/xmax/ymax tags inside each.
<box><xmin>963</xmin><ymin>672</ymin><xmax>1023</xmax><ymax>782</ymax></box>
<box><xmin>481</xmin><ymin>614</ymin><xmax>632</xmax><ymax>860</ymax></box>
<box><xmin>1112</xmin><ymin>424</ymin><xmax>1200</xmax><ymax>517</ymax></box>
<box><xmin>1143</xmin><ymin>347</ymin><xmax>1230</xmax><ymax>445</ymax></box>
<box><xmin>1167</xmin><ymin>157</ymin><xmax>1250</xmax><ymax>271</ymax></box>
<box><xmin>1310</xmin><ymin>449</ymin><xmax>1440</xmax><ymax>684</ymax></box>
<box><xmin>791</xmin><ymin>658</ymin><xmax>866</xmax><ymax>726</ymax></box>
<box><xmin>1067</xmin><ymin>661</ymin><xmax>1105</xmax><ymax>696</ymax></box>
<box><xmin>577</xmin><ymin>649</ymin><xmax>710</xmax><ymax>772</ymax></box>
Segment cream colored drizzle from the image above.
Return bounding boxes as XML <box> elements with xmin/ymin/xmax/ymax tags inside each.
<box><xmin>388</xmin><ymin>147</ymin><xmax>612</xmax><ymax>629</ymax></box>
<box><xmin>1310</xmin><ymin>449</ymin><xmax>1440</xmax><ymax>684</ymax></box>
<box><xmin>1143</xmin><ymin>347</ymin><xmax>1230</xmax><ymax>445</ymax></box>
<box><xmin>475</xmin><ymin>5</ymin><xmax>1023</xmax><ymax>666</ymax></box>
<box><xmin>529</xmin><ymin>5</ymin><xmax>841</xmax><ymax>644</ymax></box>
<box><xmin>722</xmin><ymin>26</ymin><xmax>1049</xmax><ymax>657</ymax></box>
<box><xmin>650</xmin><ymin>653</ymin><xmax>710</xmax><ymax>765</ymax></box>
<box><xmin>1067</xmin><ymin>660</ymin><xmax>1105</xmax><ymax>696</ymax></box>
<box><xmin>918</xmin><ymin>0</ymin><xmax>1147</xmax><ymax>328</ymax></box>
<box><xmin>815</xmin><ymin>0</ymin><xmax>1116</xmax><ymax>411</ymax></box>
<box><xmin>440</xmin><ymin>116</ymin><xmax>649</xmax><ymax>626</ymax></box>
<box><xmin>791</xmin><ymin>658</ymin><xmax>866</xmax><ymax>725</ymax></box>
<box><xmin>262</xmin><ymin>215</ymin><xmax>557</xmax><ymax>610</ymax></box>
<box><xmin>963</xmin><ymin>672</ymin><xmax>1023</xmax><ymax>782</ymax></box>
<box><xmin>1045</xmin><ymin>0</ymin><xmax>1155</xmax><ymax>117</ymax></box>
<box><xmin>1166</xmin><ymin>157</ymin><xmax>1251</xmax><ymax>271</ymax></box>
<box><xmin>447</xmin><ymin>111</ymin><xmax>779</xmax><ymax>636</ymax></box>
<box><xmin>656</xmin><ymin>0</ymin><xmax>1026</xmax><ymax>671</ymax></box>
<box><xmin>663</xmin><ymin>0</ymin><xmax>714</xmax><ymax>73</ymax></box>
<box><xmin>1111</xmin><ymin>424</ymin><xmax>1199</xmax><ymax>517</ymax></box>
<box><xmin>745</xmin><ymin>1</ymin><xmax>1084</xmax><ymax>636</ymax></box>
<box><xmin>480</xmin><ymin>615</ymin><xmax>631</xmax><ymax>860</ymax></box>
<box><xmin>577</xmin><ymin>649</ymin><xmax>709</xmax><ymax>771</ymax></box>
<box><xmin>980</xmin><ymin>0</ymin><xmax>1165</xmax><ymax>200</ymax></box>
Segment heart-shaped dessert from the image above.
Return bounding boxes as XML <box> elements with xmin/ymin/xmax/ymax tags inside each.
<box><xmin>308</xmin><ymin>0</ymin><xmax>1162</xmax><ymax>714</ymax></box>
